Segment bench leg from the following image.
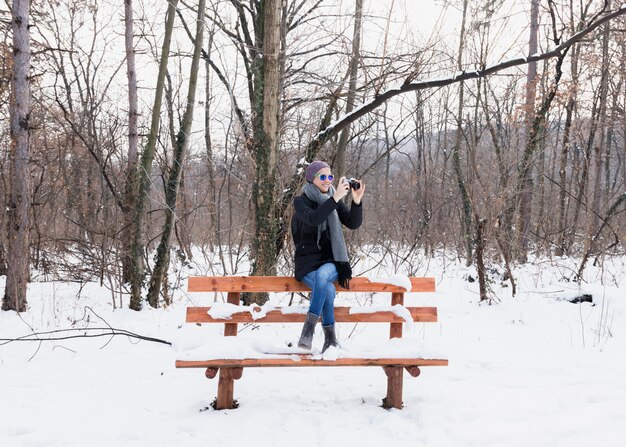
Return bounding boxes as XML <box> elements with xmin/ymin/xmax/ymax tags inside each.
<box><xmin>405</xmin><ymin>366</ymin><xmax>421</xmax><ymax>378</ymax></box>
<box><xmin>216</xmin><ymin>367</ymin><xmax>243</xmax><ymax>410</ymax></box>
<box><xmin>383</xmin><ymin>366</ymin><xmax>403</xmax><ymax>409</ymax></box>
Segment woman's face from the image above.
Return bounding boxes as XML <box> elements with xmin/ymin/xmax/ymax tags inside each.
<box><xmin>312</xmin><ymin>167</ymin><xmax>333</xmax><ymax>194</ymax></box>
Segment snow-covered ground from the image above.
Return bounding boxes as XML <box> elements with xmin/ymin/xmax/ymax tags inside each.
<box><xmin>1</xmin><ymin>254</ymin><xmax>625</xmax><ymax>447</ymax></box>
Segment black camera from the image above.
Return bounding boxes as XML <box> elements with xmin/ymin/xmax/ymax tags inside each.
<box><xmin>347</xmin><ymin>178</ymin><xmax>361</xmax><ymax>190</ymax></box>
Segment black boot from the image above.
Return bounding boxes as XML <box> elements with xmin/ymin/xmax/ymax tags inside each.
<box><xmin>298</xmin><ymin>312</ymin><xmax>319</xmax><ymax>349</ymax></box>
<box><xmin>322</xmin><ymin>324</ymin><xmax>339</xmax><ymax>353</ymax></box>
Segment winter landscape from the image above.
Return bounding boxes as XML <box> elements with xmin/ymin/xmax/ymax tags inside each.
<box><xmin>1</xmin><ymin>252</ymin><xmax>624</xmax><ymax>447</ymax></box>
<box><xmin>3</xmin><ymin>0</ymin><xmax>626</xmax><ymax>446</ymax></box>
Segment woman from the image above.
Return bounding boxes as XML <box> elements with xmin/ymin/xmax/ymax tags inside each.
<box><xmin>291</xmin><ymin>160</ymin><xmax>365</xmax><ymax>352</ymax></box>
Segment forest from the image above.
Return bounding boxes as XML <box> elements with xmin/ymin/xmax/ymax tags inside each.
<box><xmin>2</xmin><ymin>0</ymin><xmax>626</xmax><ymax>311</ymax></box>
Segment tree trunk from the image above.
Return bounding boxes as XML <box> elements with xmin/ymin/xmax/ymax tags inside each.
<box><xmin>526</xmin><ymin>0</ymin><xmax>539</xmax><ymax>130</ymax></box>
<box><xmin>515</xmin><ymin>0</ymin><xmax>539</xmax><ymax>262</ymax></box>
<box><xmin>176</xmin><ymin>171</ymin><xmax>193</xmax><ymax>261</ymax></box>
<box><xmin>122</xmin><ymin>0</ymin><xmax>139</xmax><ymax>284</ymax></box>
<box><xmin>3</xmin><ymin>0</ymin><xmax>31</xmax><ymax>313</ymax></box>
<box><xmin>146</xmin><ymin>0</ymin><xmax>206</xmax><ymax>308</ymax></box>
<box><xmin>590</xmin><ymin>0</ymin><xmax>611</xmax><ymax>240</ymax></box>
<box><xmin>555</xmin><ymin>51</ymin><xmax>579</xmax><ymax>256</ymax></box>
<box><xmin>129</xmin><ymin>0</ymin><xmax>179</xmax><ymax>310</ymax></box>
<box><xmin>605</xmin><ymin>78</ymin><xmax>619</xmax><ymax>194</ymax></box>
<box><xmin>204</xmin><ymin>29</ymin><xmax>217</xmax><ymax>250</ymax></box>
<box><xmin>249</xmin><ymin>0</ymin><xmax>283</xmax><ymax>304</ymax></box>
<box><xmin>571</xmin><ymin>90</ymin><xmax>601</xmax><ymax>252</ymax></box>
<box><xmin>556</xmin><ymin>3</ymin><xmax>586</xmax><ymax>256</ymax></box>
<box><xmin>452</xmin><ymin>0</ymin><xmax>473</xmax><ymax>266</ymax></box>
<box><xmin>0</xmin><ymin>240</ymin><xmax>7</xmax><ymax>276</ymax></box>
<box><xmin>475</xmin><ymin>215</ymin><xmax>490</xmax><ymax>303</ymax></box>
<box><xmin>623</xmin><ymin>39</ymin><xmax>626</xmax><ymax>196</ymax></box>
<box><xmin>516</xmin><ymin>59</ymin><xmax>565</xmax><ymax>262</ymax></box>
<box><xmin>336</xmin><ymin>0</ymin><xmax>363</xmax><ymax>177</ymax></box>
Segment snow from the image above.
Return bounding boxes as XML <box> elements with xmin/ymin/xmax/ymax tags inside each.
<box><xmin>366</xmin><ymin>274</ymin><xmax>413</xmax><ymax>291</ymax></box>
<box><xmin>207</xmin><ymin>302</ymin><xmax>285</xmax><ymax>320</ymax></box>
<box><xmin>174</xmin><ymin>330</ymin><xmax>443</xmax><ymax>361</ymax></box>
<box><xmin>206</xmin><ymin>303</ymin><xmax>311</xmax><ymax>320</ymax></box>
<box><xmin>1</xmin><ymin>255</ymin><xmax>626</xmax><ymax>446</ymax></box>
<box><xmin>349</xmin><ymin>304</ymin><xmax>415</xmax><ymax>328</ymax></box>
<box><xmin>207</xmin><ymin>302</ymin><xmax>244</xmax><ymax>319</ymax></box>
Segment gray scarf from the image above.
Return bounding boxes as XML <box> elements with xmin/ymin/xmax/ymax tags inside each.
<box><xmin>302</xmin><ymin>182</ymin><xmax>352</xmax><ymax>288</ymax></box>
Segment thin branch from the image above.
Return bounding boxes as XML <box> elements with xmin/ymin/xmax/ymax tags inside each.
<box><xmin>176</xmin><ymin>7</ymin><xmax>252</xmax><ymax>144</ymax></box>
<box><xmin>0</xmin><ymin>327</ymin><xmax>172</xmax><ymax>346</ymax></box>
<box><xmin>310</xmin><ymin>6</ymin><xmax>626</xmax><ymax>148</ymax></box>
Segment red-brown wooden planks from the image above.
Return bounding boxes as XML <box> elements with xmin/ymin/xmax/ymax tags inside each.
<box><xmin>187</xmin><ymin>276</ymin><xmax>435</xmax><ymax>293</ymax></box>
<box><xmin>389</xmin><ymin>292</ymin><xmax>404</xmax><ymax>339</ymax></box>
<box><xmin>175</xmin><ymin>357</ymin><xmax>449</xmax><ymax>368</ymax></box>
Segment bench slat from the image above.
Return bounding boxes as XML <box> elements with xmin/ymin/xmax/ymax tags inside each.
<box><xmin>175</xmin><ymin>357</ymin><xmax>449</xmax><ymax>368</ymax></box>
<box><xmin>186</xmin><ymin>306</ymin><xmax>438</xmax><ymax>323</ymax></box>
<box><xmin>188</xmin><ymin>276</ymin><xmax>435</xmax><ymax>293</ymax></box>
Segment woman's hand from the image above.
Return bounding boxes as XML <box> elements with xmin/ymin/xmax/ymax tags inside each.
<box><xmin>351</xmin><ymin>179</ymin><xmax>365</xmax><ymax>204</ymax></box>
<box><xmin>333</xmin><ymin>177</ymin><xmax>350</xmax><ymax>202</ymax></box>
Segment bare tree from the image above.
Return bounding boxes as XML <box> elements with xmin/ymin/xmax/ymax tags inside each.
<box><xmin>146</xmin><ymin>0</ymin><xmax>206</xmax><ymax>307</ymax></box>
<box><xmin>589</xmin><ymin>0</ymin><xmax>612</xmax><ymax>240</ymax></box>
<box><xmin>451</xmin><ymin>0</ymin><xmax>473</xmax><ymax>266</ymax></box>
<box><xmin>3</xmin><ymin>0</ymin><xmax>31</xmax><ymax>312</ymax></box>
<box><xmin>336</xmin><ymin>0</ymin><xmax>363</xmax><ymax>178</ymax></box>
<box><xmin>515</xmin><ymin>0</ymin><xmax>539</xmax><ymax>259</ymax></box>
<box><xmin>129</xmin><ymin>0</ymin><xmax>179</xmax><ymax>310</ymax></box>
<box><xmin>248</xmin><ymin>0</ymin><xmax>284</xmax><ymax>303</ymax></box>
<box><xmin>203</xmin><ymin>26</ymin><xmax>217</xmax><ymax>250</ymax></box>
<box><xmin>555</xmin><ymin>4</ymin><xmax>585</xmax><ymax>256</ymax></box>
<box><xmin>568</xmin><ymin>1</ymin><xmax>610</xmax><ymax>257</ymax></box>
<box><xmin>123</xmin><ymin>0</ymin><xmax>140</xmax><ymax>283</ymax></box>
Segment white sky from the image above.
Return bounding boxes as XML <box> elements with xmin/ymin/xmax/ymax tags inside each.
<box><xmin>360</xmin><ymin>0</ymin><xmax>534</xmax><ymax>63</ymax></box>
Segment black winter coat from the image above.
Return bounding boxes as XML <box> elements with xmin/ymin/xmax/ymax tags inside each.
<box><xmin>291</xmin><ymin>193</ymin><xmax>363</xmax><ymax>281</ymax></box>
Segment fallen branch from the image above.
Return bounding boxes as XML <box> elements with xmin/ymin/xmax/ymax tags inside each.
<box><xmin>0</xmin><ymin>327</ymin><xmax>172</xmax><ymax>346</ymax></box>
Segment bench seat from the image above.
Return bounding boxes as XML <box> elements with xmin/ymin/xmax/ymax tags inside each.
<box><xmin>176</xmin><ymin>357</ymin><xmax>449</xmax><ymax>368</ymax></box>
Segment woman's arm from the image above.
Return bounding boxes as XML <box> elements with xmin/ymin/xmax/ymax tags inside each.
<box><xmin>294</xmin><ymin>196</ymin><xmax>338</xmax><ymax>227</ymax></box>
<box><xmin>338</xmin><ymin>179</ymin><xmax>365</xmax><ymax>229</ymax></box>
<box><xmin>337</xmin><ymin>200</ymin><xmax>363</xmax><ymax>229</ymax></box>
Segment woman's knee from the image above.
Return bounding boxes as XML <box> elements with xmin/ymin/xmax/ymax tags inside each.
<box><xmin>315</xmin><ymin>263</ymin><xmax>337</xmax><ymax>283</ymax></box>
<box><xmin>313</xmin><ymin>270</ymin><xmax>328</xmax><ymax>285</ymax></box>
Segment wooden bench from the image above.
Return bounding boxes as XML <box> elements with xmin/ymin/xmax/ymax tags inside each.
<box><xmin>176</xmin><ymin>276</ymin><xmax>448</xmax><ymax>410</ymax></box>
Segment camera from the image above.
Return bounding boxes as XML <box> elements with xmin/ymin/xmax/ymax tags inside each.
<box><xmin>347</xmin><ymin>178</ymin><xmax>361</xmax><ymax>190</ymax></box>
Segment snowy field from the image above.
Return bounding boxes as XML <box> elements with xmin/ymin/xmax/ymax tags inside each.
<box><xmin>1</xmin><ymin>254</ymin><xmax>625</xmax><ymax>447</ymax></box>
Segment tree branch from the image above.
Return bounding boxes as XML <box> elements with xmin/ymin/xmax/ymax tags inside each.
<box><xmin>310</xmin><ymin>6</ymin><xmax>626</xmax><ymax>149</ymax></box>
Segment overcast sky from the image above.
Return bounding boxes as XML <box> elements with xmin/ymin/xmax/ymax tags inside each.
<box><xmin>359</xmin><ymin>0</ymin><xmax>533</xmax><ymax>63</ymax></box>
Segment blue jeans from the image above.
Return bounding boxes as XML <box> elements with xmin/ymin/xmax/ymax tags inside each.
<box><xmin>301</xmin><ymin>263</ymin><xmax>338</xmax><ymax>325</ymax></box>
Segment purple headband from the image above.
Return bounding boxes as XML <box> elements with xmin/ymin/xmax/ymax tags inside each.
<box><xmin>305</xmin><ymin>160</ymin><xmax>330</xmax><ymax>182</ymax></box>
